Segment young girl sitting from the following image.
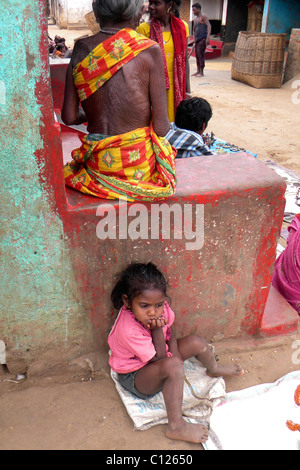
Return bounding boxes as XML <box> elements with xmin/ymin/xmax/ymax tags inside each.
<box><xmin>108</xmin><ymin>262</ymin><xmax>244</xmax><ymax>444</ymax></box>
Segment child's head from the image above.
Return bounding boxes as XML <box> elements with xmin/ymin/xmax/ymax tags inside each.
<box><xmin>111</xmin><ymin>262</ymin><xmax>169</xmax><ymax>326</ymax></box>
<box><xmin>175</xmin><ymin>97</ymin><xmax>212</xmax><ymax>135</ymax></box>
<box><xmin>56</xmin><ymin>43</ymin><xmax>65</xmax><ymax>52</ymax></box>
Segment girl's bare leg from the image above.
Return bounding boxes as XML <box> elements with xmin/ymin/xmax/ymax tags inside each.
<box><xmin>134</xmin><ymin>357</ymin><xmax>209</xmax><ymax>443</ymax></box>
<box><xmin>178</xmin><ymin>335</ymin><xmax>244</xmax><ymax>377</ymax></box>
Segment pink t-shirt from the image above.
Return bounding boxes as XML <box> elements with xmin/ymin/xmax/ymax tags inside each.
<box><xmin>108</xmin><ymin>302</ymin><xmax>175</xmax><ymax>374</ymax></box>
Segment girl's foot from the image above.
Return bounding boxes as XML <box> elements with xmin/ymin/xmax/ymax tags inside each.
<box><xmin>166</xmin><ymin>420</ymin><xmax>209</xmax><ymax>444</ymax></box>
<box><xmin>207</xmin><ymin>363</ymin><xmax>244</xmax><ymax>378</ymax></box>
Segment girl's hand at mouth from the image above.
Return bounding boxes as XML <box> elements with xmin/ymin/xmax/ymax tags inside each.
<box><xmin>146</xmin><ymin>316</ymin><xmax>167</xmax><ymax>329</ymax></box>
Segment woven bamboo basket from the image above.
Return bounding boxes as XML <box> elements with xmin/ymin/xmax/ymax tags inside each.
<box><xmin>232</xmin><ymin>32</ymin><xmax>286</xmax><ymax>88</ymax></box>
<box><xmin>85</xmin><ymin>11</ymin><xmax>100</xmax><ymax>34</ymax></box>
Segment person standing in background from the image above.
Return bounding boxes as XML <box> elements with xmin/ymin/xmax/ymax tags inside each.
<box><xmin>137</xmin><ymin>0</ymin><xmax>191</xmax><ymax>123</ymax></box>
<box><xmin>190</xmin><ymin>3</ymin><xmax>211</xmax><ymax>77</ymax></box>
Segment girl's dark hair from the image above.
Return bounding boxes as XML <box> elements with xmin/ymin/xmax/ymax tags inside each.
<box><xmin>111</xmin><ymin>262</ymin><xmax>169</xmax><ymax>309</ymax></box>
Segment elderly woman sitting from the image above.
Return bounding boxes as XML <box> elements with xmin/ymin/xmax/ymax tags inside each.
<box><xmin>62</xmin><ymin>0</ymin><xmax>176</xmax><ymax>201</ymax></box>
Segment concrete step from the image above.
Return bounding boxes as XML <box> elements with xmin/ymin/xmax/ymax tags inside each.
<box><xmin>260</xmin><ymin>285</ymin><xmax>299</xmax><ymax>337</ymax></box>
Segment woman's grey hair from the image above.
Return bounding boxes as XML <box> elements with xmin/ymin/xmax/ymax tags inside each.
<box><xmin>93</xmin><ymin>0</ymin><xmax>144</xmax><ymax>25</ymax></box>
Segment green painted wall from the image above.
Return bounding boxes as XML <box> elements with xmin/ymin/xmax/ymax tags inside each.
<box><xmin>0</xmin><ymin>1</ymin><xmax>93</xmax><ymax>372</ymax></box>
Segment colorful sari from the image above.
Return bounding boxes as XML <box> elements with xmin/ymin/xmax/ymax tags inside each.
<box><xmin>64</xmin><ymin>28</ymin><xmax>176</xmax><ymax>201</ymax></box>
<box><xmin>137</xmin><ymin>17</ymin><xmax>188</xmax><ymax>122</ymax></box>
<box><xmin>272</xmin><ymin>214</ymin><xmax>300</xmax><ymax>314</ymax></box>
<box><xmin>150</xmin><ymin>15</ymin><xmax>187</xmax><ymax>112</ymax></box>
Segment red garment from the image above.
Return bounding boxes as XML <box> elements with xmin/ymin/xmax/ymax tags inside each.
<box><xmin>150</xmin><ymin>14</ymin><xmax>187</xmax><ymax>111</ymax></box>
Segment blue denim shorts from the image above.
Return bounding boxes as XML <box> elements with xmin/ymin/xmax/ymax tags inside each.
<box><xmin>117</xmin><ymin>371</ymin><xmax>157</xmax><ymax>400</ymax></box>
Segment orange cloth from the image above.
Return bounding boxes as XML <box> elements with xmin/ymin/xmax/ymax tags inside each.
<box><xmin>64</xmin><ymin>126</ymin><xmax>176</xmax><ymax>202</ymax></box>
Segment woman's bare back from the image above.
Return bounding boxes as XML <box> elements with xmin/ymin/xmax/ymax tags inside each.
<box><xmin>81</xmin><ymin>53</ymin><xmax>153</xmax><ymax>135</ymax></box>
<box><xmin>62</xmin><ymin>32</ymin><xmax>170</xmax><ymax>137</ymax></box>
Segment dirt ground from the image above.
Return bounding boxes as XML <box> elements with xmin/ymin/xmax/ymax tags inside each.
<box><xmin>0</xmin><ymin>25</ymin><xmax>299</xmax><ymax>451</ymax></box>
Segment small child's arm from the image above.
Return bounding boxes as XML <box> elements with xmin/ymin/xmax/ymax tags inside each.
<box><xmin>150</xmin><ymin>327</ymin><xmax>167</xmax><ymax>362</ymax></box>
<box><xmin>148</xmin><ymin>317</ymin><xmax>168</xmax><ymax>362</ymax></box>
<box><xmin>167</xmin><ymin>327</ymin><xmax>183</xmax><ymax>362</ymax></box>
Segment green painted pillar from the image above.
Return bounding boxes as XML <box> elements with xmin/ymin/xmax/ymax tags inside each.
<box><xmin>0</xmin><ymin>0</ymin><xmax>94</xmax><ymax>375</ymax></box>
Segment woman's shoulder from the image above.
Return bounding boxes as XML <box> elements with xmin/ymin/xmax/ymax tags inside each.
<box><xmin>70</xmin><ymin>37</ymin><xmax>92</xmax><ymax>67</ymax></box>
<box><xmin>70</xmin><ymin>33</ymin><xmax>108</xmax><ymax>67</ymax></box>
<box><xmin>136</xmin><ymin>21</ymin><xmax>151</xmax><ymax>37</ymax></box>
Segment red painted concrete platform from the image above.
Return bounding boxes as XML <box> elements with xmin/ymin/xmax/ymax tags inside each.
<box><xmin>57</xmin><ymin>122</ymin><xmax>293</xmax><ymax>347</ymax></box>
<box><xmin>50</xmin><ymin>63</ymin><xmax>298</xmax><ymax>349</ymax></box>
<box><xmin>260</xmin><ymin>285</ymin><xmax>299</xmax><ymax>337</ymax></box>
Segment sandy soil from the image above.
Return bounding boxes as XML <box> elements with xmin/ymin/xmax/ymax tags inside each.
<box><xmin>1</xmin><ymin>333</ymin><xmax>300</xmax><ymax>451</ymax></box>
<box><xmin>1</xmin><ymin>25</ymin><xmax>299</xmax><ymax>451</ymax></box>
<box><xmin>190</xmin><ymin>59</ymin><xmax>300</xmax><ymax>176</ymax></box>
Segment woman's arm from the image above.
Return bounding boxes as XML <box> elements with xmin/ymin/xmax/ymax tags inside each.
<box><xmin>61</xmin><ymin>41</ymin><xmax>87</xmax><ymax>126</ymax></box>
<box><xmin>61</xmin><ymin>63</ymin><xmax>87</xmax><ymax>126</ymax></box>
<box><xmin>148</xmin><ymin>45</ymin><xmax>170</xmax><ymax>136</ymax></box>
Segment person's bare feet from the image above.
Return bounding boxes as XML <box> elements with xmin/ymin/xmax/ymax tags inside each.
<box><xmin>207</xmin><ymin>363</ymin><xmax>244</xmax><ymax>378</ymax></box>
<box><xmin>166</xmin><ymin>420</ymin><xmax>209</xmax><ymax>443</ymax></box>
<box><xmin>192</xmin><ymin>70</ymin><xmax>204</xmax><ymax>77</ymax></box>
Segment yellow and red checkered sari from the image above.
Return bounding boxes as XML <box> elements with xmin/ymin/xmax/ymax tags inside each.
<box><xmin>64</xmin><ymin>28</ymin><xmax>176</xmax><ymax>201</ymax></box>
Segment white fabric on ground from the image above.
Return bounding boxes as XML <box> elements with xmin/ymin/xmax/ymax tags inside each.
<box><xmin>204</xmin><ymin>371</ymin><xmax>300</xmax><ymax>450</ymax></box>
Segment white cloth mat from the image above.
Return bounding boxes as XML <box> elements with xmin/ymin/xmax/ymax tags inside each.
<box><xmin>111</xmin><ymin>358</ymin><xmax>226</xmax><ymax>431</ymax></box>
<box><xmin>204</xmin><ymin>371</ymin><xmax>300</xmax><ymax>450</ymax></box>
